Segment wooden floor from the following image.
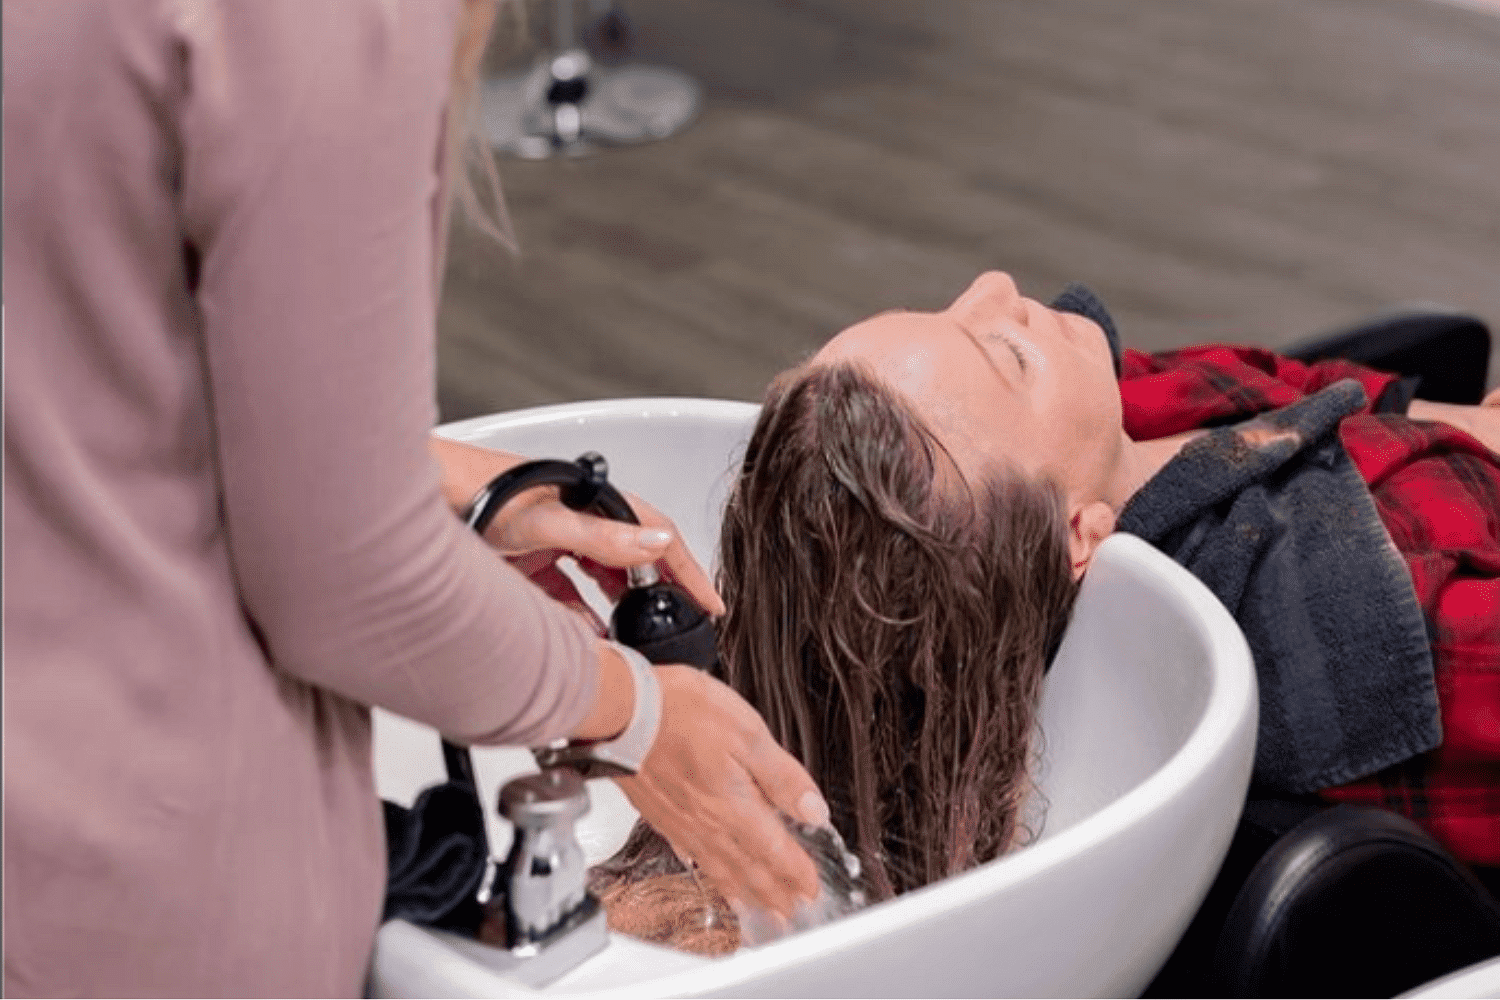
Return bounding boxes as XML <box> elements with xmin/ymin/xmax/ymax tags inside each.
<box><xmin>438</xmin><ymin>0</ymin><xmax>1500</xmax><ymax>422</ymax></box>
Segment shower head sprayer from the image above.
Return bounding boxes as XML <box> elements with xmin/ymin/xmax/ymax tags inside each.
<box><xmin>465</xmin><ymin>452</ymin><xmax>718</xmax><ymax>670</ymax></box>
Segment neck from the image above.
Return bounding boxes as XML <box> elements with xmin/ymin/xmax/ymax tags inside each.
<box><xmin>1104</xmin><ymin>428</ymin><xmax>1201</xmax><ymax>511</ymax></box>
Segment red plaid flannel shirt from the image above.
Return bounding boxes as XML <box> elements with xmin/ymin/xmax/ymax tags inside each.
<box><xmin>1120</xmin><ymin>345</ymin><xmax>1500</xmax><ymax>866</ymax></box>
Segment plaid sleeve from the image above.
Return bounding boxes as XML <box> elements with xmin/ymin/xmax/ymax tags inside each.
<box><xmin>1119</xmin><ymin>345</ymin><xmax>1403</xmax><ymax>440</ymax></box>
<box><xmin>1321</xmin><ymin>415</ymin><xmax>1500</xmax><ymax>866</ymax></box>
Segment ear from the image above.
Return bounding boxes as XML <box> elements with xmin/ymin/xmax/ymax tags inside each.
<box><xmin>1068</xmin><ymin>501</ymin><xmax>1116</xmax><ymax>581</ymax></box>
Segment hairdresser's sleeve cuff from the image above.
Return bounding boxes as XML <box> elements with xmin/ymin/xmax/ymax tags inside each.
<box><xmin>533</xmin><ymin>643</ymin><xmax>661</xmax><ymax>778</ymax></box>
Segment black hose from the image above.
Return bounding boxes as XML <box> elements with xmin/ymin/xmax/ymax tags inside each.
<box><xmin>465</xmin><ymin>453</ymin><xmax>637</xmax><ymax>534</ymax></box>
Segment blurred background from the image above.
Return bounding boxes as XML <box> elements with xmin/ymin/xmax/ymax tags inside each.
<box><xmin>438</xmin><ymin>0</ymin><xmax>1500</xmax><ymax>422</ymax></box>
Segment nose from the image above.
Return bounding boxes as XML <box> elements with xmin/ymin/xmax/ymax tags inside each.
<box><xmin>951</xmin><ymin>271</ymin><xmax>1027</xmax><ymax>326</ymax></box>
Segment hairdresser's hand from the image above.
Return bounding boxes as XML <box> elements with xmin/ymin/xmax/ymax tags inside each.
<box><xmin>1408</xmin><ymin>398</ymin><xmax>1500</xmax><ymax>457</ymax></box>
<box><xmin>429</xmin><ymin>436</ymin><xmax>724</xmax><ymax>616</ymax></box>
<box><xmin>615</xmin><ymin>666</ymin><xmax>827</xmax><ymax>922</ymax></box>
<box><xmin>499</xmin><ymin>491</ymin><xmax>724</xmax><ymax>614</ymax></box>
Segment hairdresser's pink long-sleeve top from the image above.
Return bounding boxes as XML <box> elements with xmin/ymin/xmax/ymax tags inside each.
<box><xmin>3</xmin><ymin>2</ymin><xmax>603</xmax><ymax>995</ymax></box>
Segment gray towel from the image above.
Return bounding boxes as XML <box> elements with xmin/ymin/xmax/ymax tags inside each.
<box><xmin>1118</xmin><ymin>380</ymin><xmax>1441</xmax><ymax>793</ymax></box>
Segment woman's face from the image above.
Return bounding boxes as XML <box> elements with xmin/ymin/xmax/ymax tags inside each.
<box><xmin>814</xmin><ymin>271</ymin><xmax>1125</xmax><ymax>504</ymax></box>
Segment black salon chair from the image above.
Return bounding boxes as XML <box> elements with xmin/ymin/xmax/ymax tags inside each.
<box><xmin>1145</xmin><ymin>306</ymin><xmax>1499</xmax><ymax>999</ymax></box>
<box><xmin>1282</xmin><ymin>304</ymin><xmax>1492</xmax><ymax>405</ymax></box>
<box><xmin>1213</xmin><ymin>806</ymin><xmax>1500</xmax><ymax>998</ymax></box>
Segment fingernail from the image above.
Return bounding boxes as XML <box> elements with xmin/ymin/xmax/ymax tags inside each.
<box><xmin>729</xmin><ymin>898</ymin><xmax>788</xmax><ymax>947</ymax></box>
<box><xmin>636</xmin><ymin>528</ymin><xmax>672</xmax><ymax>548</ymax></box>
<box><xmin>798</xmin><ymin>791</ymin><xmax>830</xmax><ymax>827</ymax></box>
<box><xmin>791</xmin><ymin>896</ymin><xmax>827</xmax><ymax>932</ymax></box>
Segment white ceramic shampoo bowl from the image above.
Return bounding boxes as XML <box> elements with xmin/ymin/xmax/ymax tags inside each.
<box><xmin>370</xmin><ymin>398</ymin><xmax>1258</xmax><ymax>998</ymax></box>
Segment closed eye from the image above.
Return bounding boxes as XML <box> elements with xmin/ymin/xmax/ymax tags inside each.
<box><xmin>1002</xmin><ymin>337</ymin><xmax>1028</xmax><ymax>373</ymax></box>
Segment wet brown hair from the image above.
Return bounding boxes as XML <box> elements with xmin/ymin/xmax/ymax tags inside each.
<box><xmin>717</xmin><ymin>361</ymin><xmax>1079</xmax><ymax>898</ymax></box>
<box><xmin>594</xmin><ymin>361</ymin><xmax>1080</xmax><ymax>943</ymax></box>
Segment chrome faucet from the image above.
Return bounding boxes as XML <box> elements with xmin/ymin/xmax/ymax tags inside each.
<box><xmin>475</xmin><ymin>767</ymin><xmax>609</xmax><ymax>987</ymax></box>
<box><xmin>498</xmin><ymin>768</ymin><xmax>599</xmax><ymax>948</ymax></box>
<box><xmin>453</xmin><ymin>451</ymin><xmax>713</xmax><ymax>985</ymax></box>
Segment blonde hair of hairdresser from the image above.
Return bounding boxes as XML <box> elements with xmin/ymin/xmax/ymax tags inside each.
<box><xmin>448</xmin><ymin>0</ymin><xmax>520</xmax><ymax>251</ymax></box>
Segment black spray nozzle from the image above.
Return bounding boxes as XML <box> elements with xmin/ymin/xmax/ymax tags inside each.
<box><xmin>611</xmin><ymin>585</ymin><xmax>717</xmax><ymax>669</ymax></box>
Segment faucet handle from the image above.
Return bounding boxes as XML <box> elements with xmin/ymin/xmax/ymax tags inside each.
<box><xmin>497</xmin><ymin>768</ymin><xmax>597</xmax><ymax>950</ymax></box>
<box><xmin>499</xmin><ymin>767</ymin><xmax>591</xmax><ymax>828</ymax></box>
<box><xmin>474</xmin><ymin>768</ymin><xmax>611</xmax><ymax>986</ymax></box>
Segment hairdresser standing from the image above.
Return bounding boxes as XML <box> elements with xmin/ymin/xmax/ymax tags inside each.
<box><xmin>2</xmin><ymin>2</ymin><xmax>824</xmax><ymax>996</ymax></box>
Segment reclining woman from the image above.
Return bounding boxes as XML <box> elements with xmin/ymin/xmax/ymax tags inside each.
<box><xmin>588</xmin><ymin>272</ymin><xmax>1500</xmax><ymax>955</ymax></box>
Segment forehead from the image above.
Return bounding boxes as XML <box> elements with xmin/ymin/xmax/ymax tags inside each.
<box><xmin>815</xmin><ymin>310</ymin><xmax>1017</xmax><ymax>480</ymax></box>
<box><xmin>816</xmin><ymin>310</ymin><xmax>958</xmax><ymax>397</ymax></box>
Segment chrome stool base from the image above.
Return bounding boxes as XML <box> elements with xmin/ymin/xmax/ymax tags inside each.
<box><xmin>481</xmin><ymin>55</ymin><xmax>702</xmax><ymax>160</ymax></box>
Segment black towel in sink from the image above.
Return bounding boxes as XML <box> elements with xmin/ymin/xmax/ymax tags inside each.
<box><xmin>382</xmin><ymin>781</ymin><xmax>489</xmax><ymax>934</ymax></box>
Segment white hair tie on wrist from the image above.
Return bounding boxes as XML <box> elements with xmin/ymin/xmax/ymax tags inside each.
<box><xmin>533</xmin><ymin>642</ymin><xmax>662</xmax><ymax>778</ymax></box>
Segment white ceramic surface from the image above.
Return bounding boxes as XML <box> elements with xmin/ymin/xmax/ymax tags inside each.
<box><xmin>1403</xmin><ymin>956</ymin><xmax>1500</xmax><ymax>999</ymax></box>
<box><xmin>369</xmin><ymin>398</ymin><xmax>1258</xmax><ymax>998</ymax></box>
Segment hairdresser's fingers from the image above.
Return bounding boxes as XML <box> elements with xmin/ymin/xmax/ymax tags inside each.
<box><xmin>503</xmin><ymin>548</ymin><xmax>609</xmax><ymax>633</ymax></box>
<box><xmin>495</xmin><ymin>498</ymin><xmax>679</xmax><ymax>567</ymax></box>
<box><xmin>506</xmin><ymin>546</ymin><xmax>630</xmax><ymax>609</ymax></box>
<box><xmin>729</xmin><ymin>898</ymin><xmax>792</xmax><ymax>948</ymax></box>
<box><xmin>526</xmin><ymin>561</ymin><xmax>609</xmax><ymax>636</ymax></box>
<box><xmin>621</xmin><ymin>493</ymin><xmax>726</xmax><ymax>616</ymax></box>
<box><xmin>572</xmin><ymin>555</ymin><xmax>631</xmax><ymax>604</ymax></box>
<box><xmin>528</xmin><ymin>496</ymin><xmax>724</xmax><ymax>614</ymax></box>
<box><xmin>710</xmin><ymin>728</ymin><xmax>833</xmax><ymax>914</ymax></box>
<box><xmin>740</xmin><ymin>725</ymin><xmax>833</xmax><ymax>830</ymax></box>
<box><xmin>473</xmin><ymin>478</ymin><xmax>723</xmax><ymax>615</ymax></box>
<box><xmin>577</xmin><ymin>550</ymin><xmax>714</xmax><ymax>617</ymax></box>
<box><xmin>616</xmin><ymin>667</ymin><xmax>822</xmax><ymax>918</ymax></box>
<box><xmin>505</xmin><ymin>546</ymin><xmax>566</xmax><ymax>581</ymax></box>
<box><xmin>622</xmin><ymin>756</ymin><xmax>814</xmax><ymax>921</ymax></box>
<box><xmin>1483</xmin><ymin>386</ymin><xmax>1500</xmax><ymax>408</ymax></box>
<box><xmin>707</xmin><ymin>765</ymin><xmax>823</xmax><ymax>916</ymax></box>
